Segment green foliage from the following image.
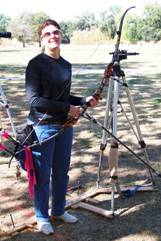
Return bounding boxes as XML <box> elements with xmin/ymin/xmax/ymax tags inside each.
<box><xmin>99</xmin><ymin>6</ymin><xmax>121</xmax><ymax>40</ymax></box>
<box><xmin>100</xmin><ymin>13</ymin><xmax>116</xmax><ymax>39</ymax></box>
<box><xmin>75</xmin><ymin>13</ymin><xmax>97</xmax><ymax>31</ymax></box>
<box><xmin>31</xmin><ymin>12</ymin><xmax>50</xmax><ymax>41</ymax></box>
<box><xmin>59</xmin><ymin>21</ymin><xmax>75</xmax><ymax>43</ymax></box>
<box><xmin>123</xmin><ymin>16</ymin><xmax>143</xmax><ymax>43</ymax></box>
<box><xmin>116</xmin><ymin>2</ymin><xmax>161</xmax><ymax>43</ymax></box>
<box><xmin>0</xmin><ymin>14</ymin><xmax>11</xmax><ymax>32</ymax></box>
<box><xmin>142</xmin><ymin>3</ymin><xmax>161</xmax><ymax>41</ymax></box>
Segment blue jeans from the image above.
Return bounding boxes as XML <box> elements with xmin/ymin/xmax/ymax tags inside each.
<box><xmin>33</xmin><ymin>124</ymin><xmax>73</xmax><ymax>222</ymax></box>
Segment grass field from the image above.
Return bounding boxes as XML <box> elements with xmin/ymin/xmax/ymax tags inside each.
<box><xmin>0</xmin><ymin>43</ymin><xmax>161</xmax><ymax>241</ymax></box>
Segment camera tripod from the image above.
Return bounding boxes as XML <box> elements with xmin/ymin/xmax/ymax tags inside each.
<box><xmin>93</xmin><ymin>58</ymin><xmax>155</xmax><ymax>214</ymax></box>
<box><xmin>67</xmin><ymin>54</ymin><xmax>157</xmax><ymax>217</ymax></box>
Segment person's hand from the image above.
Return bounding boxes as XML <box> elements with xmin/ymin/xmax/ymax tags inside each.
<box><xmin>85</xmin><ymin>96</ymin><xmax>99</xmax><ymax>108</ymax></box>
<box><xmin>63</xmin><ymin>105</ymin><xmax>80</xmax><ymax>127</ymax></box>
<box><xmin>68</xmin><ymin>105</ymin><xmax>80</xmax><ymax>118</ymax></box>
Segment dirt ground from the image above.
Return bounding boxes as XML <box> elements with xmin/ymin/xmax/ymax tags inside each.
<box><xmin>0</xmin><ymin>44</ymin><xmax>161</xmax><ymax>241</ymax></box>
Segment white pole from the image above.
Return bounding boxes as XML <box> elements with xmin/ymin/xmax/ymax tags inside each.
<box><xmin>0</xmin><ymin>85</ymin><xmax>16</xmax><ymax>137</ymax></box>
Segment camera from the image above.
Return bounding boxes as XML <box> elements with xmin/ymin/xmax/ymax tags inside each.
<box><xmin>0</xmin><ymin>32</ymin><xmax>12</xmax><ymax>38</ymax></box>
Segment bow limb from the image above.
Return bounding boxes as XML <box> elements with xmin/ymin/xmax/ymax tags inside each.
<box><xmin>113</xmin><ymin>6</ymin><xmax>135</xmax><ymax>63</ymax></box>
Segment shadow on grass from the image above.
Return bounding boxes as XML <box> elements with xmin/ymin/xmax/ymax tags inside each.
<box><xmin>0</xmin><ymin>64</ymin><xmax>25</xmax><ymax>75</ymax></box>
<box><xmin>2</xmin><ymin>188</ymin><xmax>161</xmax><ymax>241</ymax></box>
<box><xmin>1</xmin><ymin>59</ymin><xmax>161</xmax><ymax>240</ymax></box>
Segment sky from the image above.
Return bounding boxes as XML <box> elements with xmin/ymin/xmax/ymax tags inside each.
<box><xmin>0</xmin><ymin>0</ymin><xmax>161</xmax><ymax>21</ymax></box>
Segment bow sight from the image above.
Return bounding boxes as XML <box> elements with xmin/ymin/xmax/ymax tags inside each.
<box><xmin>109</xmin><ymin>50</ymin><xmax>139</xmax><ymax>61</ymax></box>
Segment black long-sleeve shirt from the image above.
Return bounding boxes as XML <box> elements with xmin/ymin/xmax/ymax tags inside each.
<box><xmin>26</xmin><ymin>53</ymin><xmax>85</xmax><ymax>124</ymax></box>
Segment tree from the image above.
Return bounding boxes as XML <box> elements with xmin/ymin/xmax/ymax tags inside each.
<box><xmin>99</xmin><ymin>12</ymin><xmax>116</xmax><ymax>39</ymax></box>
<box><xmin>124</xmin><ymin>16</ymin><xmax>143</xmax><ymax>43</ymax></box>
<box><xmin>75</xmin><ymin>13</ymin><xmax>97</xmax><ymax>31</ymax></box>
<box><xmin>31</xmin><ymin>12</ymin><xmax>50</xmax><ymax>45</ymax></box>
<box><xmin>142</xmin><ymin>3</ymin><xmax>161</xmax><ymax>41</ymax></box>
<box><xmin>8</xmin><ymin>12</ymin><xmax>34</xmax><ymax>47</ymax></box>
<box><xmin>0</xmin><ymin>14</ymin><xmax>11</xmax><ymax>32</ymax></box>
<box><xmin>59</xmin><ymin>21</ymin><xmax>75</xmax><ymax>43</ymax></box>
<box><xmin>99</xmin><ymin>6</ymin><xmax>121</xmax><ymax>40</ymax></box>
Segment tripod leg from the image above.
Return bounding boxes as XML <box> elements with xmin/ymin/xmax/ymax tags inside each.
<box><xmin>122</xmin><ymin>77</ymin><xmax>155</xmax><ymax>185</ymax></box>
<box><xmin>109</xmin><ymin>78</ymin><xmax>122</xmax><ymax>196</ymax></box>
<box><xmin>96</xmin><ymin>76</ymin><xmax>122</xmax><ymax>214</ymax></box>
<box><xmin>108</xmin><ymin>78</ymin><xmax>122</xmax><ymax>213</ymax></box>
<box><xmin>109</xmin><ymin>142</ymin><xmax>122</xmax><ymax>196</ymax></box>
<box><xmin>96</xmin><ymin>78</ymin><xmax>113</xmax><ymax>187</ymax></box>
<box><xmin>111</xmin><ymin>182</ymin><xmax>115</xmax><ymax>215</ymax></box>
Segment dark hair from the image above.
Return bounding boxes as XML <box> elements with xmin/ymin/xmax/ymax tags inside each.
<box><xmin>38</xmin><ymin>19</ymin><xmax>61</xmax><ymax>38</ymax></box>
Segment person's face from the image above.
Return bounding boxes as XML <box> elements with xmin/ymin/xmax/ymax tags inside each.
<box><xmin>41</xmin><ymin>24</ymin><xmax>62</xmax><ymax>51</ymax></box>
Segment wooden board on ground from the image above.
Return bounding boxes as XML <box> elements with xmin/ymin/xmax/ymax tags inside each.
<box><xmin>0</xmin><ymin>183</ymin><xmax>157</xmax><ymax>236</ymax></box>
<box><xmin>72</xmin><ymin>201</ymin><xmax>114</xmax><ymax>218</ymax></box>
<box><xmin>66</xmin><ymin>183</ymin><xmax>157</xmax><ymax>208</ymax></box>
